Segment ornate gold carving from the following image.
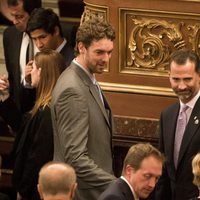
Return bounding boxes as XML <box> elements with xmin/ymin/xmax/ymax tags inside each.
<box><xmin>188</xmin><ymin>24</ymin><xmax>200</xmax><ymax>52</ymax></box>
<box><xmin>81</xmin><ymin>2</ymin><xmax>108</xmax><ymax>24</ymax></box>
<box><xmin>128</xmin><ymin>18</ymin><xmax>185</xmax><ymax>71</ymax></box>
<box><xmin>119</xmin><ymin>9</ymin><xmax>200</xmax><ymax>76</ymax></box>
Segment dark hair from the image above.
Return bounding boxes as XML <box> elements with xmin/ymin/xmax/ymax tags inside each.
<box><xmin>7</xmin><ymin>0</ymin><xmax>41</xmax><ymax>15</ymax></box>
<box><xmin>169</xmin><ymin>49</ymin><xmax>200</xmax><ymax>73</ymax></box>
<box><xmin>26</xmin><ymin>8</ymin><xmax>63</xmax><ymax>37</ymax></box>
<box><xmin>75</xmin><ymin>18</ymin><xmax>115</xmax><ymax>55</ymax></box>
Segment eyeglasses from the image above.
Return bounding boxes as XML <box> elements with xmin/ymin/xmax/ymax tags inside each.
<box><xmin>11</xmin><ymin>14</ymin><xmax>28</xmax><ymax>22</ymax></box>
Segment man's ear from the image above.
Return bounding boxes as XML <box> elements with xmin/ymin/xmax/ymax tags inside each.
<box><xmin>77</xmin><ymin>42</ymin><xmax>85</xmax><ymax>54</ymax></box>
<box><xmin>54</xmin><ymin>26</ymin><xmax>60</xmax><ymax>36</ymax></box>
<box><xmin>70</xmin><ymin>183</ymin><xmax>77</xmax><ymax>199</ymax></box>
<box><xmin>125</xmin><ymin>165</ymin><xmax>136</xmax><ymax>179</ymax></box>
<box><xmin>37</xmin><ymin>184</ymin><xmax>44</xmax><ymax>199</ymax></box>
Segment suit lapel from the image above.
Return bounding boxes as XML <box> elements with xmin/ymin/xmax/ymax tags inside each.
<box><xmin>72</xmin><ymin>63</ymin><xmax>111</xmax><ymax>128</ymax></box>
<box><xmin>89</xmin><ymin>84</ymin><xmax>110</xmax><ymax>127</ymax></box>
<box><xmin>118</xmin><ymin>178</ymin><xmax>135</xmax><ymax>200</ymax></box>
<box><xmin>178</xmin><ymin>96</ymin><xmax>200</xmax><ymax>167</ymax></box>
<box><xmin>164</xmin><ymin>103</ymin><xmax>180</xmax><ymax>163</ymax></box>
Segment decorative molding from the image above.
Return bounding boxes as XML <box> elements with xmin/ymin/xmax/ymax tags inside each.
<box><xmin>1</xmin><ymin>169</ymin><xmax>12</xmax><ymax>174</ymax></box>
<box><xmin>0</xmin><ymin>136</ymin><xmax>14</xmax><ymax>142</ymax></box>
<box><xmin>119</xmin><ymin>8</ymin><xmax>200</xmax><ymax>77</ymax></box>
<box><xmin>42</xmin><ymin>0</ymin><xmax>59</xmax><ymax>14</ymax></box>
<box><xmin>100</xmin><ymin>81</ymin><xmax>176</xmax><ymax>97</ymax></box>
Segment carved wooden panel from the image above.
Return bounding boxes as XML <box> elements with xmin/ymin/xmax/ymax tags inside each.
<box><xmin>119</xmin><ymin>8</ymin><xmax>200</xmax><ymax>77</ymax></box>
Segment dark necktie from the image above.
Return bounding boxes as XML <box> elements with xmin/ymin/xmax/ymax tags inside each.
<box><xmin>26</xmin><ymin>39</ymin><xmax>34</xmax><ymax>63</ymax></box>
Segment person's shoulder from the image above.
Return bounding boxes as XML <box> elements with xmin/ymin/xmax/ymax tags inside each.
<box><xmin>161</xmin><ymin>101</ymin><xmax>179</xmax><ymax>115</ymax></box>
<box><xmin>4</xmin><ymin>25</ymin><xmax>18</xmax><ymax>35</ymax></box>
<box><xmin>3</xmin><ymin>25</ymin><xmax>22</xmax><ymax>41</ymax></box>
<box><xmin>98</xmin><ymin>179</ymin><xmax>124</xmax><ymax>200</ymax></box>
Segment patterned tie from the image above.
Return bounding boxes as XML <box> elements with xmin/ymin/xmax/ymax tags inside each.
<box><xmin>174</xmin><ymin>105</ymin><xmax>188</xmax><ymax>168</ymax></box>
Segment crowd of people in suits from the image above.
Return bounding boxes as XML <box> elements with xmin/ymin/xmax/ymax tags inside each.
<box><xmin>1</xmin><ymin>0</ymin><xmax>200</xmax><ymax>200</ymax></box>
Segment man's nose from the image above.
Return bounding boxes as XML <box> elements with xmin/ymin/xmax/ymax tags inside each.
<box><xmin>35</xmin><ymin>40</ymin><xmax>43</xmax><ymax>49</ymax></box>
<box><xmin>178</xmin><ymin>80</ymin><xmax>187</xmax><ymax>90</ymax></box>
<box><xmin>12</xmin><ymin>18</ymin><xmax>18</xmax><ymax>25</ymax></box>
<box><xmin>103</xmin><ymin>53</ymin><xmax>111</xmax><ymax>62</ymax></box>
<box><xmin>148</xmin><ymin>178</ymin><xmax>157</xmax><ymax>188</ymax></box>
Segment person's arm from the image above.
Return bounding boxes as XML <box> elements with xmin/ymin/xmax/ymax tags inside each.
<box><xmin>53</xmin><ymin>88</ymin><xmax>115</xmax><ymax>187</ymax></box>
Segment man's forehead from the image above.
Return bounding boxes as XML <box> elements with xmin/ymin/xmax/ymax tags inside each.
<box><xmin>9</xmin><ymin>1</ymin><xmax>25</xmax><ymax>14</ymax></box>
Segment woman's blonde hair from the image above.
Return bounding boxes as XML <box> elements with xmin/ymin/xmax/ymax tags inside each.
<box><xmin>31</xmin><ymin>49</ymin><xmax>65</xmax><ymax>117</ymax></box>
<box><xmin>192</xmin><ymin>152</ymin><xmax>200</xmax><ymax>188</ymax></box>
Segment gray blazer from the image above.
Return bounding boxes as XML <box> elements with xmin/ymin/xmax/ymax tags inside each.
<box><xmin>51</xmin><ymin>62</ymin><xmax>115</xmax><ymax>200</ymax></box>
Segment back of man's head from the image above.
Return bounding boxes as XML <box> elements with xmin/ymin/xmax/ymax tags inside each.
<box><xmin>38</xmin><ymin>161</ymin><xmax>77</xmax><ymax>200</ymax></box>
<box><xmin>26</xmin><ymin>8</ymin><xmax>63</xmax><ymax>37</ymax></box>
<box><xmin>7</xmin><ymin>0</ymin><xmax>41</xmax><ymax>15</ymax></box>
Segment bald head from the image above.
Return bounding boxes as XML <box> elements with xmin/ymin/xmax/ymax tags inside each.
<box><xmin>38</xmin><ymin>162</ymin><xmax>77</xmax><ymax>200</ymax></box>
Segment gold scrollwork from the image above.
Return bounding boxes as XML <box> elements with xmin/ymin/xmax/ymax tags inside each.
<box><xmin>188</xmin><ymin>24</ymin><xmax>200</xmax><ymax>55</ymax></box>
<box><xmin>80</xmin><ymin>4</ymin><xmax>107</xmax><ymax>25</ymax></box>
<box><xmin>128</xmin><ymin>18</ymin><xmax>185</xmax><ymax>71</ymax></box>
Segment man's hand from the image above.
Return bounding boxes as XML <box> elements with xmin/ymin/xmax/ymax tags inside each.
<box><xmin>0</xmin><ymin>75</ymin><xmax>9</xmax><ymax>102</ymax></box>
<box><xmin>0</xmin><ymin>75</ymin><xmax>9</xmax><ymax>91</ymax></box>
<box><xmin>25</xmin><ymin>60</ymin><xmax>33</xmax><ymax>85</ymax></box>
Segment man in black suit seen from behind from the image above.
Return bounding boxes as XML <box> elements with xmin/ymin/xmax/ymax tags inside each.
<box><xmin>98</xmin><ymin>143</ymin><xmax>164</xmax><ymax>200</ymax></box>
<box><xmin>153</xmin><ymin>49</ymin><xmax>200</xmax><ymax>200</ymax></box>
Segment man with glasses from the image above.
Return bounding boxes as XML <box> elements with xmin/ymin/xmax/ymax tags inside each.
<box><xmin>1</xmin><ymin>0</ymin><xmax>41</xmax><ymax>116</ymax></box>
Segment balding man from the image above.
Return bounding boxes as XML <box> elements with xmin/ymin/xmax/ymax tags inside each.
<box><xmin>37</xmin><ymin>161</ymin><xmax>77</xmax><ymax>200</ymax></box>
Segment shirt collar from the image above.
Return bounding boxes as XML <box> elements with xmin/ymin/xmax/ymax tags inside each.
<box><xmin>180</xmin><ymin>90</ymin><xmax>200</xmax><ymax>110</ymax></box>
<box><xmin>56</xmin><ymin>38</ymin><xmax>66</xmax><ymax>53</ymax></box>
<box><xmin>72</xmin><ymin>59</ymin><xmax>96</xmax><ymax>84</ymax></box>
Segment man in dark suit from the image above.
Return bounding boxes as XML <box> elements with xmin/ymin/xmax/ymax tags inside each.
<box><xmin>98</xmin><ymin>143</ymin><xmax>164</xmax><ymax>200</ymax></box>
<box><xmin>153</xmin><ymin>49</ymin><xmax>200</xmax><ymax>200</ymax></box>
<box><xmin>26</xmin><ymin>8</ymin><xmax>74</xmax><ymax>70</ymax></box>
<box><xmin>2</xmin><ymin>0</ymin><xmax>41</xmax><ymax>113</ymax></box>
<box><xmin>51</xmin><ymin>18</ymin><xmax>116</xmax><ymax>200</ymax></box>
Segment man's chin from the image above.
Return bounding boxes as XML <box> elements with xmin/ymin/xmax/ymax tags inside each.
<box><xmin>177</xmin><ymin>94</ymin><xmax>191</xmax><ymax>103</ymax></box>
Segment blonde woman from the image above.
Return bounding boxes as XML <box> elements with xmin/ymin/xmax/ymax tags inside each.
<box><xmin>10</xmin><ymin>49</ymin><xmax>65</xmax><ymax>200</ymax></box>
<box><xmin>191</xmin><ymin>153</ymin><xmax>200</xmax><ymax>200</ymax></box>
